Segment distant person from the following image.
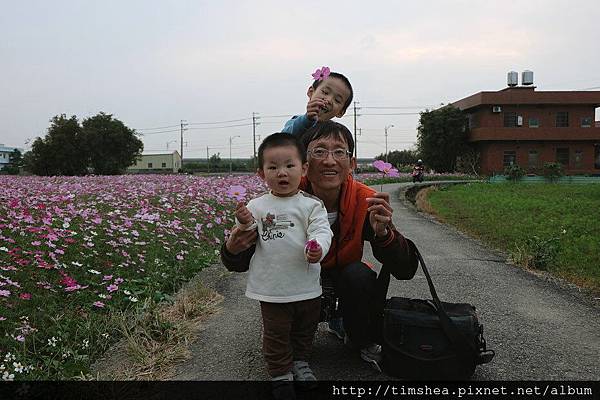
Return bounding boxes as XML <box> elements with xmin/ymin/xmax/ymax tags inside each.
<box><xmin>221</xmin><ymin>133</ymin><xmax>332</xmax><ymax>399</ymax></box>
<box><xmin>412</xmin><ymin>159</ymin><xmax>425</xmax><ymax>183</ymax></box>
<box><xmin>282</xmin><ymin>66</ymin><xmax>353</xmax><ymax>137</ymax></box>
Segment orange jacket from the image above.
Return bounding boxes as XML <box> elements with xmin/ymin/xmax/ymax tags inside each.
<box><xmin>300</xmin><ymin>175</ymin><xmax>400</xmax><ymax>270</ymax></box>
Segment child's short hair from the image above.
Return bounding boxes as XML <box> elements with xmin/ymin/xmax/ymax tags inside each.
<box><xmin>257</xmin><ymin>132</ymin><xmax>307</xmax><ymax>168</ymax></box>
<box><xmin>311</xmin><ymin>72</ymin><xmax>353</xmax><ymax>112</ymax></box>
<box><xmin>301</xmin><ymin>121</ymin><xmax>355</xmax><ymax>156</ymax></box>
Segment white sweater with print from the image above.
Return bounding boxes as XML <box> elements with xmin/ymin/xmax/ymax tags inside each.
<box><xmin>238</xmin><ymin>190</ymin><xmax>332</xmax><ymax>303</ymax></box>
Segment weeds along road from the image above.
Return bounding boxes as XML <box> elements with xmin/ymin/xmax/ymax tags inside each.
<box><xmin>172</xmin><ymin>182</ymin><xmax>600</xmax><ymax>381</ymax></box>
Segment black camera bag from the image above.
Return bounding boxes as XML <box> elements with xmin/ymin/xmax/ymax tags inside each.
<box><xmin>377</xmin><ymin>244</ymin><xmax>495</xmax><ymax>380</ymax></box>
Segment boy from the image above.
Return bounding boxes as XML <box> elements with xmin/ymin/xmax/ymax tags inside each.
<box><xmin>228</xmin><ymin>133</ymin><xmax>332</xmax><ymax>400</ymax></box>
<box><xmin>282</xmin><ymin>67</ymin><xmax>353</xmax><ymax>137</ymax></box>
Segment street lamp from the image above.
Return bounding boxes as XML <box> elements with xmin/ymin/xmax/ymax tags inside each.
<box><xmin>384</xmin><ymin>124</ymin><xmax>394</xmax><ymax>162</ymax></box>
<box><xmin>229</xmin><ymin>135</ymin><xmax>240</xmax><ymax>173</ymax></box>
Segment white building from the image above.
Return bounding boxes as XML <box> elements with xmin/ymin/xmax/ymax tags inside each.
<box><xmin>0</xmin><ymin>144</ymin><xmax>23</xmax><ymax>170</ymax></box>
<box><xmin>127</xmin><ymin>151</ymin><xmax>182</xmax><ymax>173</ymax></box>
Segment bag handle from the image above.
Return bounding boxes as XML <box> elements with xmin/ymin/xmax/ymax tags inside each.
<box><xmin>378</xmin><ymin>243</ymin><xmax>478</xmax><ymax>362</ymax></box>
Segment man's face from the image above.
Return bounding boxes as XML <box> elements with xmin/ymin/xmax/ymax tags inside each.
<box><xmin>258</xmin><ymin>145</ymin><xmax>307</xmax><ymax>197</ymax></box>
<box><xmin>306</xmin><ymin>133</ymin><xmax>356</xmax><ymax>192</ymax></box>
<box><xmin>307</xmin><ymin>77</ymin><xmax>351</xmax><ymax>121</ymax></box>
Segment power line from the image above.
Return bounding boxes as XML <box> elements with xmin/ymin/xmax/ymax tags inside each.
<box><xmin>188</xmin><ymin>117</ymin><xmax>252</xmax><ymax>125</ymax></box>
<box><xmin>136</xmin><ymin>124</ymin><xmax>181</xmax><ymax>131</ymax></box>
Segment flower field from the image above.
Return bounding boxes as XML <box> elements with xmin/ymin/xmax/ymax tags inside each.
<box><xmin>0</xmin><ymin>174</ymin><xmax>266</xmax><ymax>380</ymax></box>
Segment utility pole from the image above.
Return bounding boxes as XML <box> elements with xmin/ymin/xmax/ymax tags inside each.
<box><xmin>252</xmin><ymin>112</ymin><xmax>260</xmax><ymax>169</ymax></box>
<box><xmin>180</xmin><ymin>120</ymin><xmax>188</xmax><ymax>162</ymax></box>
<box><xmin>229</xmin><ymin>135</ymin><xmax>240</xmax><ymax>173</ymax></box>
<box><xmin>353</xmin><ymin>102</ymin><xmax>360</xmax><ymax>158</ymax></box>
<box><xmin>384</xmin><ymin>124</ymin><xmax>394</xmax><ymax>162</ymax></box>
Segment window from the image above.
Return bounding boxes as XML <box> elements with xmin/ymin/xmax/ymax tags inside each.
<box><xmin>595</xmin><ymin>145</ymin><xmax>600</xmax><ymax>169</ymax></box>
<box><xmin>556</xmin><ymin>112</ymin><xmax>569</xmax><ymax>127</ymax></box>
<box><xmin>556</xmin><ymin>148</ymin><xmax>569</xmax><ymax>166</ymax></box>
<box><xmin>574</xmin><ymin>150</ymin><xmax>583</xmax><ymax>168</ymax></box>
<box><xmin>581</xmin><ymin>117</ymin><xmax>592</xmax><ymax>128</ymax></box>
<box><xmin>528</xmin><ymin>150</ymin><xmax>539</xmax><ymax>168</ymax></box>
<box><xmin>529</xmin><ymin>118</ymin><xmax>540</xmax><ymax>128</ymax></box>
<box><xmin>503</xmin><ymin>151</ymin><xmax>517</xmax><ymax>168</ymax></box>
<box><xmin>162</xmin><ymin>162</ymin><xmax>167</xmax><ymax>168</ymax></box>
<box><xmin>504</xmin><ymin>112</ymin><xmax>518</xmax><ymax>127</ymax></box>
<box><xmin>147</xmin><ymin>162</ymin><xmax>153</xmax><ymax>168</ymax></box>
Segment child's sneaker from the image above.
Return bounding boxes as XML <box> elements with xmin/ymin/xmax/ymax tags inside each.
<box><xmin>360</xmin><ymin>343</ymin><xmax>383</xmax><ymax>372</ymax></box>
<box><xmin>325</xmin><ymin>317</ymin><xmax>346</xmax><ymax>341</ymax></box>
<box><xmin>271</xmin><ymin>372</ymin><xmax>295</xmax><ymax>400</ymax></box>
<box><xmin>291</xmin><ymin>360</ymin><xmax>318</xmax><ymax>391</ymax></box>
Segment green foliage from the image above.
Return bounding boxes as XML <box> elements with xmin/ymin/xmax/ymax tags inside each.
<box><xmin>82</xmin><ymin>112</ymin><xmax>144</xmax><ymax>175</ymax></box>
<box><xmin>23</xmin><ymin>113</ymin><xmax>143</xmax><ymax>176</ymax></box>
<box><xmin>543</xmin><ymin>162</ymin><xmax>564</xmax><ymax>182</ymax></box>
<box><xmin>511</xmin><ymin>235</ymin><xmax>561</xmax><ymax>271</ymax></box>
<box><xmin>375</xmin><ymin>149</ymin><xmax>420</xmax><ymax>167</ymax></box>
<box><xmin>417</xmin><ymin>105</ymin><xmax>469</xmax><ymax>173</ymax></box>
<box><xmin>504</xmin><ymin>164</ymin><xmax>525</xmax><ymax>181</ymax></box>
<box><xmin>209</xmin><ymin>153</ymin><xmax>221</xmax><ymax>165</ymax></box>
<box><xmin>24</xmin><ymin>115</ymin><xmax>88</xmax><ymax>176</ymax></box>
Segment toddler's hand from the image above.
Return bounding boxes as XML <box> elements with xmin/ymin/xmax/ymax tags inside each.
<box><xmin>305</xmin><ymin>239</ymin><xmax>322</xmax><ymax>263</ymax></box>
<box><xmin>306</xmin><ymin>98</ymin><xmax>327</xmax><ymax>121</ymax></box>
<box><xmin>235</xmin><ymin>202</ymin><xmax>253</xmax><ymax>225</ymax></box>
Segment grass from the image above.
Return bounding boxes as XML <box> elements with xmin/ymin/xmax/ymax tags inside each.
<box><xmin>425</xmin><ymin>183</ymin><xmax>600</xmax><ymax>293</ymax></box>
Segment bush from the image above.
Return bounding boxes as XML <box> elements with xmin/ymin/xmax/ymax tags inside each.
<box><xmin>504</xmin><ymin>164</ymin><xmax>525</xmax><ymax>182</ymax></box>
<box><xmin>510</xmin><ymin>235</ymin><xmax>561</xmax><ymax>270</ymax></box>
<box><xmin>543</xmin><ymin>162</ymin><xmax>564</xmax><ymax>182</ymax></box>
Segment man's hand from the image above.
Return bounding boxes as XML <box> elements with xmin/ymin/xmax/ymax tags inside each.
<box><xmin>225</xmin><ymin>225</ymin><xmax>257</xmax><ymax>255</ymax></box>
<box><xmin>306</xmin><ymin>98</ymin><xmax>327</xmax><ymax>121</ymax></box>
<box><xmin>235</xmin><ymin>202</ymin><xmax>253</xmax><ymax>225</ymax></box>
<box><xmin>366</xmin><ymin>192</ymin><xmax>393</xmax><ymax>237</ymax></box>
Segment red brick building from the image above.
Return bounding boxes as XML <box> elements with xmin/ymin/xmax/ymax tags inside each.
<box><xmin>452</xmin><ymin>86</ymin><xmax>600</xmax><ymax>176</ymax></box>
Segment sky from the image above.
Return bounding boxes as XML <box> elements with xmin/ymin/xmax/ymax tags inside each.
<box><xmin>1</xmin><ymin>0</ymin><xmax>599</xmax><ymax>159</ymax></box>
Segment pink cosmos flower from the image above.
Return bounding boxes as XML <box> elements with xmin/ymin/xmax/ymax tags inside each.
<box><xmin>19</xmin><ymin>293</ymin><xmax>32</xmax><ymax>300</ymax></box>
<box><xmin>311</xmin><ymin>66</ymin><xmax>331</xmax><ymax>81</ymax></box>
<box><xmin>373</xmin><ymin>160</ymin><xmax>400</xmax><ymax>177</ymax></box>
<box><xmin>103</xmin><ymin>275</ymin><xmax>113</xmax><ymax>281</ymax></box>
<box><xmin>0</xmin><ymin>290</ymin><xmax>10</xmax><ymax>297</ymax></box>
<box><xmin>226</xmin><ymin>185</ymin><xmax>247</xmax><ymax>201</ymax></box>
<box><xmin>305</xmin><ymin>239</ymin><xmax>321</xmax><ymax>252</ymax></box>
<box><xmin>0</xmin><ymin>316</ymin><xmax>6</xmax><ymax>321</ymax></box>
<box><xmin>93</xmin><ymin>301</ymin><xmax>105</xmax><ymax>308</ymax></box>
<box><xmin>106</xmin><ymin>284</ymin><xmax>118</xmax><ymax>293</ymax></box>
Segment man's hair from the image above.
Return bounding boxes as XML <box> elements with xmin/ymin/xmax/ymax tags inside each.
<box><xmin>311</xmin><ymin>72</ymin><xmax>353</xmax><ymax>112</ymax></box>
<box><xmin>257</xmin><ymin>132</ymin><xmax>306</xmax><ymax>168</ymax></box>
<box><xmin>301</xmin><ymin>121</ymin><xmax>355</xmax><ymax>156</ymax></box>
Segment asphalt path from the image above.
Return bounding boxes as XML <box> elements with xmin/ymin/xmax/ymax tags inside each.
<box><xmin>172</xmin><ymin>182</ymin><xmax>600</xmax><ymax>381</ymax></box>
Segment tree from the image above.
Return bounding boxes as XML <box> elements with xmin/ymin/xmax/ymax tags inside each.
<box><xmin>82</xmin><ymin>112</ymin><xmax>144</xmax><ymax>175</ymax></box>
<box><xmin>417</xmin><ymin>105</ymin><xmax>469</xmax><ymax>173</ymax></box>
<box><xmin>4</xmin><ymin>149</ymin><xmax>23</xmax><ymax>175</ymax></box>
<box><xmin>23</xmin><ymin>115</ymin><xmax>88</xmax><ymax>176</ymax></box>
<box><xmin>375</xmin><ymin>149</ymin><xmax>420</xmax><ymax>167</ymax></box>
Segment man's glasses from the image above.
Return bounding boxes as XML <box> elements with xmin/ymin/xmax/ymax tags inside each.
<box><xmin>308</xmin><ymin>147</ymin><xmax>351</xmax><ymax>160</ymax></box>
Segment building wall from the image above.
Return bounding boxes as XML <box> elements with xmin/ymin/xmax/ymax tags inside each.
<box><xmin>470</xmin><ymin>104</ymin><xmax>597</xmax><ymax>130</ymax></box>
<box><xmin>128</xmin><ymin>152</ymin><xmax>181</xmax><ymax>173</ymax></box>
<box><xmin>477</xmin><ymin>141</ymin><xmax>600</xmax><ymax>175</ymax></box>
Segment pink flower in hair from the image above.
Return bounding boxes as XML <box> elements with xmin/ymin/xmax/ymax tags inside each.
<box><xmin>311</xmin><ymin>66</ymin><xmax>331</xmax><ymax>81</ymax></box>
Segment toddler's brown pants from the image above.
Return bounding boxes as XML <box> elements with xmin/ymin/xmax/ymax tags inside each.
<box><xmin>260</xmin><ymin>297</ymin><xmax>321</xmax><ymax>377</ymax></box>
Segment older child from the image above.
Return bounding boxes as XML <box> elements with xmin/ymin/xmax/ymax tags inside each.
<box><xmin>282</xmin><ymin>67</ymin><xmax>353</xmax><ymax>137</ymax></box>
<box><xmin>224</xmin><ymin>133</ymin><xmax>332</xmax><ymax>399</ymax></box>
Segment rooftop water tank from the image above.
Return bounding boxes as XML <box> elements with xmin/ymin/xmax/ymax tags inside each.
<box><xmin>507</xmin><ymin>71</ymin><xmax>518</xmax><ymax>87</ymax></box>
<box><xmin>522</xmin><ymin>70</ymin><xmax>534</xmax><ymax>85</ymax></box>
